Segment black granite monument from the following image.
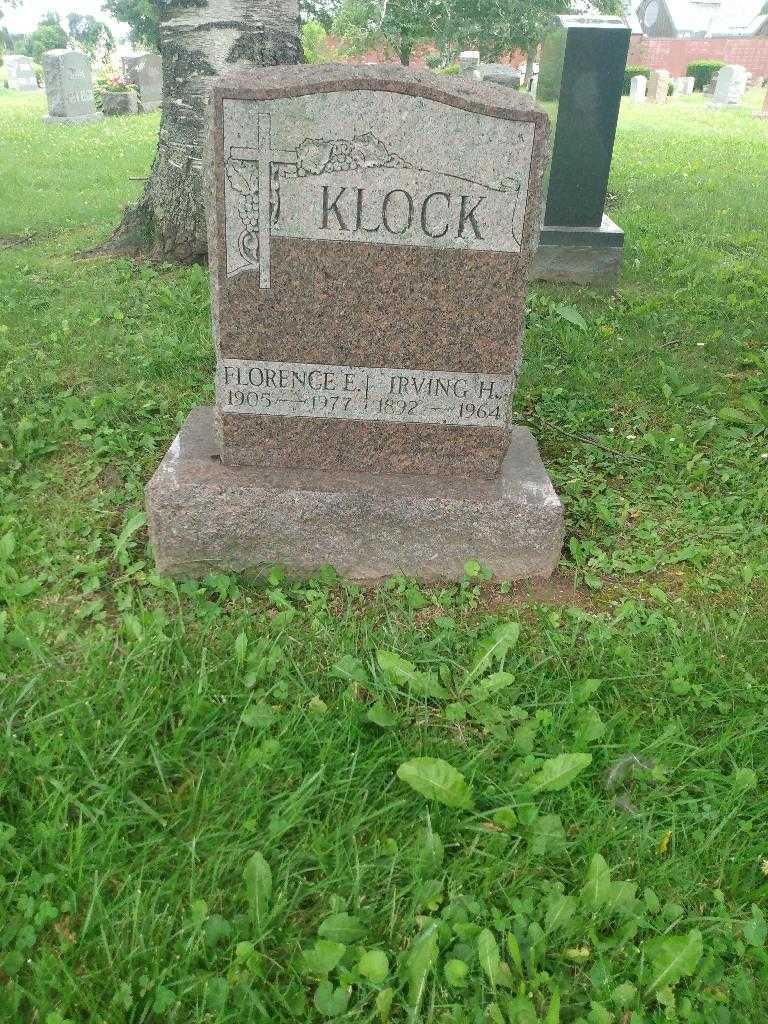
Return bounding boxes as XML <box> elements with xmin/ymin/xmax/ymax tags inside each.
<box><xmin>534</xmin><ymin>15</ymin><xmax>630</xmax><ymax>284</ymax></box>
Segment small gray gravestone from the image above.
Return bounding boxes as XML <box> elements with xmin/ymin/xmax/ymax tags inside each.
<box><xmin>755</xmin><ymin>87</ymin><xmax>768</xmax><ymax>119</ymax></box>
<box><xmin>682</xmin><ymin>76</ymin><xmax>695</xmax><ymax>95</ymax></box>
<box><xmin>480</xmin><ymin>64</ymin><xmax>522</xmax><ymax>90</ymax></box>
<box><xmin>630</xmin><ymin>75</ymin><xmax>647</xmax><ymax>103</ymax></box>
<box><xmin>145</xmin><ymin>65</ymin><xmax>563</xmax><ymax>581</ymax></box>
<box><xmin>122</xmin><ymin>53</ymin><xmax>163</xmax><ymax>112</ymax></box>
<box><xmin>42</xmin><ymin>50</ymin><xmax>101</xmax><ymax>124</ymax></box>
<box><xmin>704</xmin><ymin>71</ymin><xmax>719</xmax><ymax>95</ymax></box>
<box><xmin>5</xmin><ymin>55</ymin><xmax>38</xmax><ymax>91</ymax></box>
<box><xmin>647</xmin><ymin>68</ymin><xmax>670</xmax><ymax>104</ymax></box>
<box><xmin>102</xmin><ymin>90</ymin><xmax>139</xmax><ymax>116</ymax></box>
<box><xmin>458</xmin><ymin>50</ymin><xmax>482</xmax><ymax>81</ymax></box>
<box><xmin>710</xmin><ymin>64</ymin><xmax>747</xmax><ymax>108</ymax></box>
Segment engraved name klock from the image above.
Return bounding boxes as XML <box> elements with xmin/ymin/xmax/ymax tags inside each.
<box><xmin>222</xmin><ymin>99</ymin><xmax>536</xmax><ymax>285</ymax></box>
<box><xmin>321</xmin><ymin>186</ymin><xmax>485</xmax><ymax>239</ymax></box>
<box><xmin>218</xmin><ymin>360</ymin><xmax>514</xmax><ymax>428</ymax></box>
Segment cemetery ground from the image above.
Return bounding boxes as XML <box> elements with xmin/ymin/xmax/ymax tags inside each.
<box><xmin>0</xmin><ymin>85</ymin><xmax>767</xmax><ymax>1024</ymax></box>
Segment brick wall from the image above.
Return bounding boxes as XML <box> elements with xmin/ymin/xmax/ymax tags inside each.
<box><xmin>628</xmin><ymin>34</ymin><xmax>768</xmax><ymax>77</ymax></box>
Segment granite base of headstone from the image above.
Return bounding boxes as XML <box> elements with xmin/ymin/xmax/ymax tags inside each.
<box><xmin>5</xmin><ymin>55</ymin><xmax>38</xmax><ymax>92</ymax></box>
<box><xmin>102</xmin><ymin>90</ymin><xmax>139</xmax><ymax>116</ymax></box>
<box><xmin>42</xmin><ymin>50</ymin><xmax>102</xmax><ymax>124</ymax></box>
<box><xmin>122</xmin><ymin>53</ymin><xmax>162</xmax><ymax>112</ymax></box>
<box><xmin>145</xmin><ymin>65</ymin><xmax>563</xmax><ymax>581</ymax></box>
<box><xmin>533</xmin><ymin>15</ymin><xmax>630</xmax><ymax>285</ymax></box>
<box><xmin>629</xmin><ymin>74</ymin><xmax>647</xmax><ymax>103</ymax></box>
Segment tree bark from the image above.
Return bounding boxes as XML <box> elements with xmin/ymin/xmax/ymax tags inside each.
<box><xmin>104</xmin><ymin>0</ymin><xmax>302</xmax><ymax>263</ymax></box>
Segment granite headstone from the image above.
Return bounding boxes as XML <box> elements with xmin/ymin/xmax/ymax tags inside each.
<box><xmin>122</xmin><ymin>53</ymin><xmax>162</xmax><ymax>112</ymax></box>
<box><xmin>458</xmin><ymin>51</ymin><xmax>482</xmax><ymax>81</ymax></box>
<box><xmin>710</xmin><ymin>65</ymin><xmax>747</xmax><ymax>108</ymax></box>
<box><xmin>647</xmin><ymin>68</ymin><xmax>670</xmax><ymax>104</ymax></box>
<box><xmin>535</xmin><ymin>14</ymin><xmax>630</xmax><ymax>284</ymax></box>
<box><xmin>42</xmin><ymin>50</ymin><xmax>101</xmax><ymax>124</ymax></box>
<box><xmin>5</xmin><ymin>55</ymin><xmax>38</xmax><ymax>92</ymax></box>
<box><xmin>480</xmin><ymin>64</ymin><xmax>522</xmax><ymax>90</ymax></box>
<box><xmin>630</xmin><ymin>74</ymin><xmax>647</xmax><ymax>103</ymax></box>
<box><xmin>146</xmin><ymin>65</ymin><xmax>563</xmax><ymax>581</ymax></box>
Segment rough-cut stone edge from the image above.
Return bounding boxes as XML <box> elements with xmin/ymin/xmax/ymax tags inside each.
<box><xmin>146</xmin><ymin>407</ymin><xmax>564</xmax><ymax>582</ymax></box>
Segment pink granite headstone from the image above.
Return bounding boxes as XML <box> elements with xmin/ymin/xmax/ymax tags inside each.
<box><xmin>145</xmin><ymin>65</ymin><xmax>564</xmax><ymax>581</ymax></box>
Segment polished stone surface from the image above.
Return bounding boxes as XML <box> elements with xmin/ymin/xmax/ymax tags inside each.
<box><xmin>533</xmin><ymin>215</ymin><xmax>624</xmax><ymax>284</ymax></box>
<box><xmin>208</xmin><ymin>64</ymin><xmax>549</xmax><ymax>479</ymax></box>
<box><xmin>146</xmin><ymin>407</ymin><xmax>564</xmax><ymax>581</ymax></box>
<box><xmin>538</xmin><ymin>15</ymin><xmax>630</xmax><ymax>229</ymax></box>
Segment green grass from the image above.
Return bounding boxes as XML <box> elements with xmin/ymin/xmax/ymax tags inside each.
<box><xmin>1</xmin><ymin>87</ymin><xmax>767</xmax><ymax>1024</ymax></box>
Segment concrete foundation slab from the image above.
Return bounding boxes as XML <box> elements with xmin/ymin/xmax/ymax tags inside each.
<box><xmin>146</xmin><ymin>407</ymin><xmax>564</xmax><ymax>582</ymax></box>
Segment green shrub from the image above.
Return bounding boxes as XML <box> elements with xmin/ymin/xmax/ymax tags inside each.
<box><xmin>687</xmin><ymin>59</ymin><xmax>725</xmax><ymax>91</ymax></box>
<box><xmin>623</xmin><ymin>64</ymin><xmax>650</xmax><ymax>95</ymax></box>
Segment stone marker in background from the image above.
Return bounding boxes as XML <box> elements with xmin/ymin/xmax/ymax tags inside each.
<box><xmin>630</xmin><ymin>74</ymin><xmax>647</xmax><ymax>103</ymax></box>
<box><xmin>5</xmin><ymin>55</ymin><xmax>38</xmax><ymax>91</ymax></box>
<box><xmin>481</xmin><ymin>64</ymin><xmax>522</xmax><ymax>89</ymax></box>
<box><xmin>710</xmin><ymin>65</ymin><xmax>747</xmax><ymax>108</ymax></box>
<box><xmin>704</xmin><ymin>71</ymin><xmax>719</xmax><ymax>95</ymax></box>
<box><xmin>458</xmin><ymin>51</ymin><xmax>482</xmax><ymax>81</ymax></box>
<box><xmin>682</xmin><ymin>76</ymin><xmax>695</xmax><ymax>95</ymax></box>
<box><xmin>42</xmin><ymin>50</ymin><xmax>101</xmax><ymax>124</ymax></box>
<box><xmin>102</xmin><ymin>90</ymin><xmax>139</xmax><ymax>116</ymax></box>
<box><xmin>755</xmin><ymin>87</ymin><xmax>768</xmax><ymax>119</ymax></box>
<box><xmin>534</xmin><ymin>14</ymin><xmax>630</xmax><ymax>285</ymax></box>
<box><xmin>647</xmin><ymin>69</ymin><xmax>670</xmax><ymax>103</ymax></box>
<box><xmin>146</xmin><ymin>65</ymin><xmax>563</xmax><ymax>581</ymax></box>
<box><xmin>122</xmin><ymin>53</ymin><xmax>162</xmax><ymax>112</ymax></box>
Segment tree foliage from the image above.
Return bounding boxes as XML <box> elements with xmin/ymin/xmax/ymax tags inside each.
<box><xmin>25</xmin><ymin>12</ymin><xmax>69</xmax><ymax>63</ymax></box>
<box><xmin>332</xmin><ymin>0</ymin><xmax>443</xmax><ymax>65</ymax></box>
<box><xmin>101</xmin><ymin>0</ymin><xmax>159</xmax><ymax>49</ymax></box>
<box><xmin>67</xmin><ymin>14</ymin><xmax>115</xmax><ymax>59</ymax></box>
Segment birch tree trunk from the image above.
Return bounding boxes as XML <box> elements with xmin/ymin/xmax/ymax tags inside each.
<box><xmin>105</xmin><ymin>0</ymin><xmax>302</xmax><ymax>263</ymax></box>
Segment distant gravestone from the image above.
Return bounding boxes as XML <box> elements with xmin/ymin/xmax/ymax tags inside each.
<box><xmin>647</xmin><ymin>69</ymin><xmax>670</xmax><ymax>104</ymax></box>
<box><xmin>630</xmin><ymin>75</ymin><xmax>647</xmax><ymax>103</ymax></box>
<box><xmin>102</xmin><ymin>90</ymin><xmax>139</xmax><ymax>116</ymax></box>
<box><xmin>756</xmin><ymin>87</ymin><xmax>768</xmax><ymax>119</ymax></box>
<box><xmin>122</xmin><ymin>53</ymin><xmax>162</xmax><ymax>112</ymax></box>
<box><xmin>145</xmin><ymin>65</ymin><xmax>563</xmax><ymax>581</ymax></box>
<box><xmin>42</xmin><ymin>50</ymin><xmax>101</xmax><ymax>124</ymax></box>
<box><xmin>682</xmin><ymin>76</ymin><xmax>695</xmax><ymax>95</ymax></box>
<box><xmin>481</xmin><ymin>64</ymin><xmax>522</xmax><ymax>90</ymax></box>
<box><xmin>5</xmin><ymin>54</ymin><xmax>38</xmax><ymax>92</ymax></box>
<box><xmin>458</xmin><ymin>51</ymin><xmax>481</xmax><ymax>81</ymax></box>
<box><xmin>704</xmin><ymin>71</ymin><xmax>719</xmax><ymax>95</ymax></box>
<box><xmin>710</xmin><ymin>64</ymin><xmax>747</xmax><ymax>108</ymax></box>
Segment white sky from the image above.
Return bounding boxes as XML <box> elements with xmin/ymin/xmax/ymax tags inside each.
<box><xmin>3</xmin><ymin>0</ymin><xmax>132</xmax><ymax>47</ymax></box>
